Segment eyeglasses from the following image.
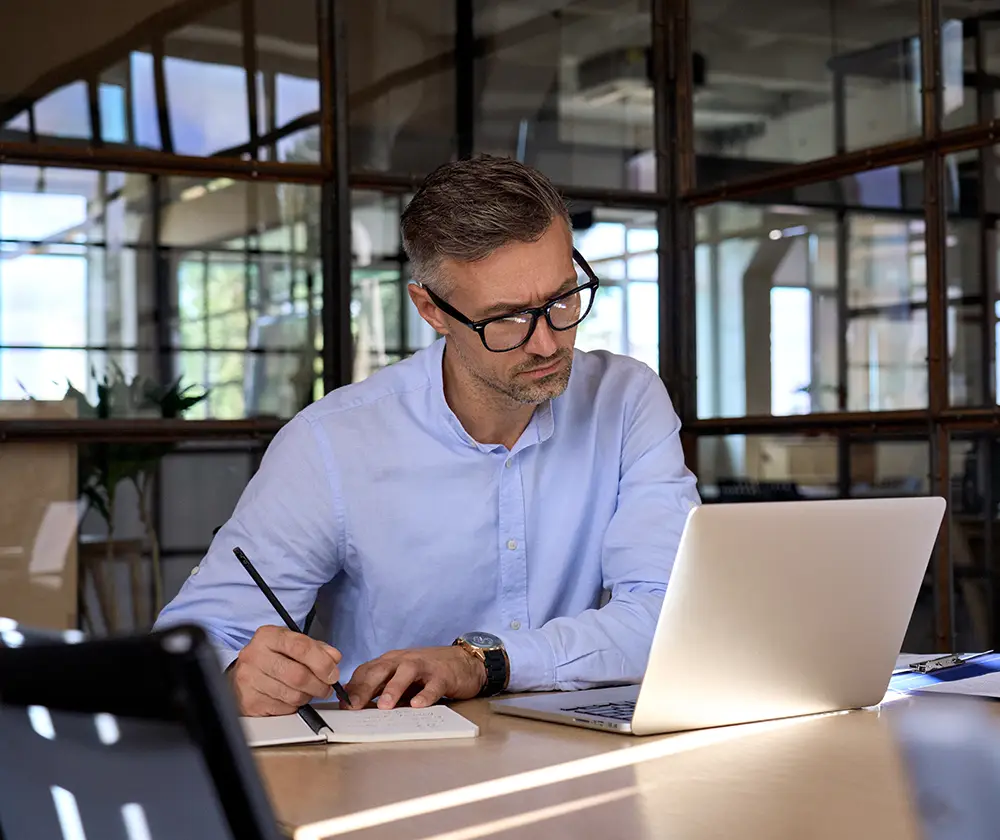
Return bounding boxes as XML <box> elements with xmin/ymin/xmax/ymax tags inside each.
<box><xmin>420</xmin><ymin>249</ymin><xmax>600</xmax><ymax>353</ymax></box>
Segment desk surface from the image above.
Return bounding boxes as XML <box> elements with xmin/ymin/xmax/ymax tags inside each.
<box><xmin>254</xmin><ymin>692</ymin><xmax>1000</xmax><ymax>840</ymax></box>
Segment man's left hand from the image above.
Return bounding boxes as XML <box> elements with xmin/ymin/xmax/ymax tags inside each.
<box><xmin>344</xmin><ymin>646</ymin><xmax>486</xmax><ymax>710</ymax></box>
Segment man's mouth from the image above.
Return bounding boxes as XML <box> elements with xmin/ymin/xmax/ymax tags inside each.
<box><xmin>519</xmin><ymin>358</ymin><xmax>564</xmax><ymax>378</ymax></box>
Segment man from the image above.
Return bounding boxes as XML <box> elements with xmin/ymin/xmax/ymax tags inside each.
<box><xmin>154</xmin><ymin>155</ymin><xmax>699</xmax><ymax>717</ymax></box>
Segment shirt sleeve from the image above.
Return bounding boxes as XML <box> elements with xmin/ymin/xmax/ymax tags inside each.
<box><xmin>153</xmin><ymin>414</ymin><xmax>344</xmax><ymax>669</ymax></box>
<box><xmin>501</xmin><ymin>367</ymin><xmax>700</xmax><ymax>692</ymax></box>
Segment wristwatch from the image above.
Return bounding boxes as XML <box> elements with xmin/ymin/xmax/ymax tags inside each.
<box><xmin>453</xmin><ymin>632</ymin><xmax>509</xmax><ymax>697</ymax></box>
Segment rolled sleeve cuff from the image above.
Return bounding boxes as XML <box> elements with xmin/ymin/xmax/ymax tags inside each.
<box><xmin>500</xmin><ymin>629</ymin><xmax>558</xmax><ymax>693</ymax></box>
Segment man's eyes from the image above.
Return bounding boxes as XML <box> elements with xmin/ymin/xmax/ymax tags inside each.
<box><xmin>489</xmin><ymin>288</ymin><xmax>577</xmax><ymax>321</ymax></box>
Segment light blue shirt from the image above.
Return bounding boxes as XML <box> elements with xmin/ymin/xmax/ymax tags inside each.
<box><xmin>154</xmin><ymin>339</ymin><xmax>700</xmax><ymax>692</ymax></box>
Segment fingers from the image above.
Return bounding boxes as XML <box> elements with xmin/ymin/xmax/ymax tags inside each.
<box><xmin>319</xmin><ymin>642</ymin><xmax>343</xmax><ymax>664</ymax></box>
<box><xmin>378</xmin><ymin>660</ymin><xmax>421</xmax><ymax>710</ymax></box>
<box><xmin>266</xmin><ymin>627</ymin><xmax>341</xmax><ymax>684</ymax></box>
<box><xmin>253</xmin><ymin>671</ymin><xmax>314</xmax><ymax>709</ymax></box>
<box><xmin>344</xmin><ymin>659</ymin><xmax>396</xmax><ymax>709</ymax></box>
<box><xmin>409</xmin><ymin>677</ymin><xmax>448</xmax><ymax>709</ymax></box>
<box><xmin>241</xmin><ymin>691</ymin><xmax>299</xmax><ymax>717</ymax></box>
<box><xmin>343</xmin><ymin>647</ymin><xmax>481</xmax><ymax>711</ymax></box>
<box><xmin>231</xmin><ymin>626</ymin><xmax>341</xmax><ymax>716</ymax></box>
<box><xmin>229</xmin><ymin>661</ymin><xmax>304</xmax><ymax>717</ymax></box>
<box><xmin>259</xmin><ymin>652</ymin><xmax>333</xmax><ymax>701</ymax></box>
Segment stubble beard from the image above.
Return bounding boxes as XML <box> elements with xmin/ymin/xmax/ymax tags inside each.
<box><xmin>475</xmin><ymin>348</ymin><xmax>574</xmax><ymax>406</ymax></box>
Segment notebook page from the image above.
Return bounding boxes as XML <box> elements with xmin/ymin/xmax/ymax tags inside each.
<box><xmin>240</xmin><ymin>713</ymin><xmax>327</xmax><ymax>748</ymax></box>
<box><xmin>918</xmin><ymin>672</ymin><xmax>1000</xmax><ymax>699</ymax></box>
<box><xmin>316</xmin><ymin>706</ymin><xmax>479</xmax><ymax>743</ymax></box>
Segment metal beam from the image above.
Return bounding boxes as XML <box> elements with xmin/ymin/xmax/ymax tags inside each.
<box><xmin>690</xmin><ymin>405</ymin><xmax>1000</xmax><ymax>434</ymax></box>
<box><xmin>688</xmin><ymin>409</ymin><xmax>931</xmax><ymax>435</ymax></box>
<box><xmin>17</xmin><ymin>406</ymin><xmax>1000</xmax><ymax>445</ymax></box>
<box><xmin>241</xmin><ymin>0</ymin><xmax>261</xmax><ymax>160</ymax></box>
<box><xmin>0</xmin><ymin>139</ymin><xmax>323</xmax><ymax>183</ymax></box>
<box><xmin>653</xmin><ymin>0</ymin><xmax>675</xmax><ymax>399</ymax></box>
<box><xmin>683</xmin><ymin>119</ymin><xmax>1000</xmax><ymax>207</ymax></box>
<box><xmin>920</xmin><ymin>0</ymin><xmax>953</xmax><ymax>652</ymax></box>
<box><xmin>976</xmin><ymin>21</ymin><xmax>997</xmax><ymax>407</ymax></box>
<box><xmin>87</xmin><ymin>77</ymin><xmax>103</xmax><ymax>148</ymax></box>
<box><xmin>150</xmin><ymin>174</ymin><xmax>174</xmax><ymax>391</ymax></box>
<box><xmin>671</xmin><ymin>0</ymin><xmax>697</xmax><ymax>423</ymax></box>
<box><xmin>349</xmin><ymin>170</ymin><xmax>668</xmax><ymax>208</ymax></box>
<box><xmin>212</xmin><ymin>111</ymin><xmax>320</xmax><ymax>159</ymax></box>
<box><xmin>0</xmin><ymin>418</ymin><xmax>286</xmax><ymax>443</ymax></box>
<box><xmin>317</xmin><ymin>0</ymin><xmax>353</xmax><ymax>391</ymax></box>
<box><xmin>151</xmin><ymin>37</ymin><xmax>174</xmax><ymax>155</ymax></box>
<box><xmin>455</xmin><ymin>0</ymin><xmax>475</xmax><ymax>160</ymax></box>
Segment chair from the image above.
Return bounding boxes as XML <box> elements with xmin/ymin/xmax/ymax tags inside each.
<box><xmin>0</xmin><ymin>620</ymin><xmax>285</xmax><ymax>840</ymax></box>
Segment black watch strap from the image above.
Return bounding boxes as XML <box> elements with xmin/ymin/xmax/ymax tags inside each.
<box><xmin>479</xmin><ymin>648</ymin><xmax>508</xmax><ymax>697</ymax></box>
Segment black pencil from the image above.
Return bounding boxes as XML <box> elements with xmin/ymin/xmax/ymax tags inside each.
<box><xmin>233</xmin><ymin>546</ymin><xmax>352</xmax><ymax>708</ymax></box>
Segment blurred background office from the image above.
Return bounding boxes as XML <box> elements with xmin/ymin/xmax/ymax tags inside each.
<box><xmin>0</xmin><ymin>0</ymin><xmax>998</xmax><ymax>656</ymax></box>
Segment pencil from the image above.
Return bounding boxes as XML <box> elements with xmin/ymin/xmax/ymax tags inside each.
<box><xmin>233</xmin><ymin>546</ymin><xmax>351</xmax><ymax>707</ymax></box>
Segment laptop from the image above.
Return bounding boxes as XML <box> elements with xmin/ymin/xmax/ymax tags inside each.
<box><xmin>0</xmin><ymin>621</ymin><xmax>286</xmax><ymax>840</ymax></box>
<box><xmin>490</xmin><ymin>497</ymin><xmax>946</xmax><ymax>736</ymax></box>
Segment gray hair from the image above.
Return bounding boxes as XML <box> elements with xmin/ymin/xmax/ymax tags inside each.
<box><xmin>400</xmin><ymin>155</ymin><xmax>571</xmax><ymax>294</ymax></box>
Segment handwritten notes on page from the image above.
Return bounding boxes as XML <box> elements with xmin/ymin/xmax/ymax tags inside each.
<box><xmin>316</xmin><ymin>706</ymin><xmax>480</xmax><ymax>742</ymax></box>
<box><xmin>242</xmin><ymin>705</ymin><xmax>480</xmax><ymax>748</ymax></box>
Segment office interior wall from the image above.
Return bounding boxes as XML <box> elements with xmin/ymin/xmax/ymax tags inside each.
<box><xmin>2</xmin><ymin>0</ymin><xmax>1000</xmax><ymax>649</ymax></box>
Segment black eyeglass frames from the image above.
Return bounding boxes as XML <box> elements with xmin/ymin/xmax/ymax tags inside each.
<box><xmin>420</xmin><ymin>249</ymin><xmax>600</xmax><ymax>353</ymax></box>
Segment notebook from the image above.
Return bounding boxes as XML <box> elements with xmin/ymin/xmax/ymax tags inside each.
<box><xmin>240</xmin><ymin>705</ymin><xmax>480</xmax><ymax>747</ymax></box>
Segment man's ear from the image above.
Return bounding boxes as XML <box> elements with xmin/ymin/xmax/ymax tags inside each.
<box><xmin>408</xmin><ymin>283</ymin><xmax>449</xmax><ymax>336</ymax></box>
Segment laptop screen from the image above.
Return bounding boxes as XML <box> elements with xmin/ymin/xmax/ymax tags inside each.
<box><xmin>0</xmin><ymin>623</ymin><xmax>282</xmax><ymax>840</ymax></box>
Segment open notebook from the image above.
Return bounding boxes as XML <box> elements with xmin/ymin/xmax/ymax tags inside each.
<box><xmin>240</xmin><ymin>705</ymin><xmax>479</xmax><ymax>747</ymax></box>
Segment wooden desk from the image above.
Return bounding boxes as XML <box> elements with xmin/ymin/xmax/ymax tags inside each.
<box><xmin>254</xmin><ymin>692</ymin><xmax>1000</xmax><ymax>840</ymax></box>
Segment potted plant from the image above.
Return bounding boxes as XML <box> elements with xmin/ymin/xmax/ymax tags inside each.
<box><xmin>60</xmin><ymin>366</ymin><xmax>208</xmax><ymax>631</ymax></box>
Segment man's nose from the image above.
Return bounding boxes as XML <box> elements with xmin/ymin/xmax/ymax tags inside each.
<box><xmin>525</xmin><ymin>316</ymin><xmax>558</xmax><ymax>357</ymax></box>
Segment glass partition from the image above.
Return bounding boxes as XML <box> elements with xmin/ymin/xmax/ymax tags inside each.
<box><xmin>695</xmin><ymin>163</ymin><xmax>930</xmax><ymax>418</ymax></box>
<box><xmin>692</xmin><ymin>0</ymin><xmax>922</xmax><ymax>185</ymax></box>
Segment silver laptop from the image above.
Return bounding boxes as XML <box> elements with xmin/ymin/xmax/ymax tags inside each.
<box><xmin>491</xmin><ymin>497</ymin><xmax>946</xmax><ymax>736</ymax></box>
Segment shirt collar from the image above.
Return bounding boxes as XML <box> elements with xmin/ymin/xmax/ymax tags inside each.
<box><xmin>426</xmin><ymin>337</ymin><xmax>557</xmax><ymax>454</ymax></box>
<box><xmin>426</xmin><ymin>338</ymin><xmax>474</xmax><ymax>447</ymax></box>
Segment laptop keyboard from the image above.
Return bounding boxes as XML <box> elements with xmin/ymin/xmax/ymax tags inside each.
<box><xmin>561</xmin><ymin>700</ymin><xmax>636</xmax><ymax>721</ymax></box>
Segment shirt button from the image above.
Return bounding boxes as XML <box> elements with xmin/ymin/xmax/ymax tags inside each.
<box><xmin>510</xmin><ymin>620</ymin><xmax>521</xmax><ymax>630</ymax></box>
<box><xmin>507</xmin><ymin>539</ymin><xmax>517</xmax><ymax>550</ymax></box>
<box><xmin>190</xmin><ymin>565</ymin><xmax>200</xmax><ymax>576</ymax></box>
<box><xmin>505</xmin><ymin>459</ymin><xmax>512</xmax><ymax>468</ymax></box>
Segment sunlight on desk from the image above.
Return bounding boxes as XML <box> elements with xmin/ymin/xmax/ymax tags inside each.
<box><xmin>292</xmin><ymin>711</ymin><xmax>836</xmax><ymax>840</ymax></box>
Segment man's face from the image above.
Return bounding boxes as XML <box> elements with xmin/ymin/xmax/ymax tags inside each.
<box><xmin>417</xmin><ymin>220</ymin><xmax>581</xmax><ymax>405</ymax></box>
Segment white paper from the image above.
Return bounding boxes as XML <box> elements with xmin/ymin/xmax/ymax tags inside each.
<box><xmin>317</xmin><ymin>706</ymin><xmax>479</xmax><ymax>743</ymax></box>
<box><xmin>918</xmin><ymin>672</ymin><xmax>1000</xmax><ymax>699</ymax></box>
<box><xmin>240</xmin><ymin>713</ymin><xmax>325</xmax><ymax>748</ymax></box>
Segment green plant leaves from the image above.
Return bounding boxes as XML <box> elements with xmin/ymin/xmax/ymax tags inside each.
<box><xmin>41</xmin><ymin>365</ymin><xmax>209</xmax><ymax>526</ymax></box>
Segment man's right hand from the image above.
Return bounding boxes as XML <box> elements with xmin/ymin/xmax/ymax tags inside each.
<box><xmin>228</xmin><ymin>625</ymin><xmax>342</xmax><ymax>717</ymax></box>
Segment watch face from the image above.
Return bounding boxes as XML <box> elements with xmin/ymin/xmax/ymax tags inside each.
<box><xmin>463</xmin><ymin>632</ymin><xmax>501</xmax><ymax>649</ymax></box>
